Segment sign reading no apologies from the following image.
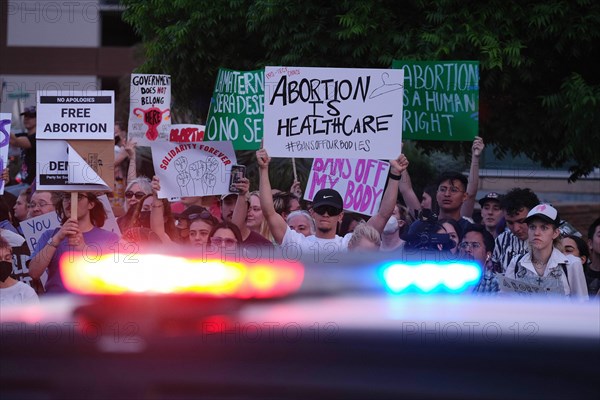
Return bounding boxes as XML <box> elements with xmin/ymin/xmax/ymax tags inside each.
<box><xmin>36</xmin><ymin>91</ymin><xmax>114</xmax><ymax>140</ymax></box>
<box><xmin>263</xmin><ymin>66</ymin><xmax>404</xmax><ymax>160</ymax></box>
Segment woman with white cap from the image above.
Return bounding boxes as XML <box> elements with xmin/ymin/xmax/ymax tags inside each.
<box><xmin>504</xmin><ymin>204</ymin><xmax>588</xmax><ymax>300</ymax></box>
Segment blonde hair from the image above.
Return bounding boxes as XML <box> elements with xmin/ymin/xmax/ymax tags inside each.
<box><xmin>347</xmin><ymin>222</ymin><xmax>381</xmax><ymax>250</ymax></box>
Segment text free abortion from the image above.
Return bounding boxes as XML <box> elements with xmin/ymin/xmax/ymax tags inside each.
<box><xmin>269</xmin><ymin>75</ymin><xmax>393</xmax><ymax>137</ymax></box>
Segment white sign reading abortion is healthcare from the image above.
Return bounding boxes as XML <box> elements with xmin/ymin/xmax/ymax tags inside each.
<box><xmin>306</xmin><ymin>158</ymin><xmax>390</xmax><ymax>216</ymax></box>
<box><xmin>36</xmin><ymin>91</ymin><xmax>114</xmax><ymax>140</ymax></box>
<box><xmin>263</xmin><ymin>66</ymin><xmax>404</xmax><ymax>159</ymax></box>
<box><xmin>151</xmin><ymin>140</ymin><xmax>237</xmax><ymax>199</ymax></box>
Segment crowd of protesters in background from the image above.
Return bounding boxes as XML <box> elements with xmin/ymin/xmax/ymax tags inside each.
<box><xmin>1</xmin><ymin>129</ymin><xmax>598</xmax><ymax>304</ymax></box>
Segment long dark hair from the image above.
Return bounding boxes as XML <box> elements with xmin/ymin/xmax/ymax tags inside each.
<box><xmin>57</xmin><ymin>192</ymin><xmax>107</xmax><ymax>227</ymax></box>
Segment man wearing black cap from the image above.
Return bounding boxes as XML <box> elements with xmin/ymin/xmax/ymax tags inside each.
<box><xmin>255</xmin><ymin>147</ymin><xmax>409</xmax><ymax>252</ymax></box>
<box><xmin>478</xmin><ymin>192</ymin><xmax>504</xmax><ymax>239</ymax></box>
<box><xmin>6</xmin><ymin>106</ymin><xmax>37</xmax><ymax>196</ymax></box>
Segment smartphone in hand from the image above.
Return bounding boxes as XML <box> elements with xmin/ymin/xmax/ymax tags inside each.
<box><xmin>229</xmin><ymin>165</ymin><xmax>246</xmax><ymax>193</ymax></box>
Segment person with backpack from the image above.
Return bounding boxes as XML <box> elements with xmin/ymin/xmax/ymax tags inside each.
<box><xmin>504</xmin><ymin>204</ymin><xmax>588</xmax><ymax>300</ymax></box>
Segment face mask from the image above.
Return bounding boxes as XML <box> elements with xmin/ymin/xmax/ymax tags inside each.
<box><xmin>0</xmin><ymin>261</ymin><xmax>13</xmax><ymax>282</ymax></box>
<box><xmin>383</xmin><ymin>216</ymin><xmax>399</xmax><ymax>234</ymax></box>
<box><xmin>138</xmin><ymin>210</ymin><xmax>151</xmax><ymax>229</ymax></box>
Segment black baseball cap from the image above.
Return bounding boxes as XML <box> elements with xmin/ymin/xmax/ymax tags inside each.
<box><xmin>312</xmin><ymin>189</ymin><xmax>343</xmax><ymax>210</ymax></box>
<box><xmin>478</xmin><ymin>192</ymin><xmax>503</xmax><ymax>207</ymax></box>
<box><xmin>20</xmin><ymin>106</ymin><xmax>36</xmax><ymax>116</ymax></box>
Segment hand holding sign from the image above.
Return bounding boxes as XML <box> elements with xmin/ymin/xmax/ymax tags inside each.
<box><xmin>389</xmin><ymin>153</ymin><xmax>410</xmax><ymax>176</ymax></box>
<box><xmin>472</xmin><ymin>136</ymin><xmax>484</xmax><ymax>158</ymax></box>
<box><xmin>256</xmin><ymin>147</ymin><xmax>271</xmax><ymax>170</ymax></box>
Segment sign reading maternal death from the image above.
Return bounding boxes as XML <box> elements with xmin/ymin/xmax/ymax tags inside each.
<box><xmin>263</xmin><ymin>67</ymin><xmax>404</xmax><ymax>160</ymax></box>
<box><xmin>206</xmin><ymin>68</ymin><xmax>264</xmax><ymax>150</ymax></box>
<box><xmin>128</xmin><ymin>74</ymin><xmax>171</xmax><ymax>146</ymax></box>
<box><xmin>391</xmin><ymin>60</ymin><xmax>479</xmax><ymax>141</ymax></box>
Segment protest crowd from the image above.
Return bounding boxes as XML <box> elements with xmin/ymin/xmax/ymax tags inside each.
<box><xmin>1</xmin><ymin>87</ymin><xmax>599</xmax><ymax>306</ymax></box>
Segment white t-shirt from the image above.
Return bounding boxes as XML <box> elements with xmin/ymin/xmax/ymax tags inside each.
<box><xmin>0</xmin><ymin>281</ymin><xmax>39</xmax><ymax>305</ymax></box>
<box><xmin>281</xmin><ymin>226</ymin><xmax>353</xmax><ymax>261</ymax></box>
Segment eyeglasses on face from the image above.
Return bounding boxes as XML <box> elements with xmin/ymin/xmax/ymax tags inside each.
<box><xmin>459</xmin><ymin>241</ymin><xmax>482</xmax><ymax>250</ymax></box>
<box><xmin>313</xmin><ymin>205</ymin><xmax>342</xmax><ymax>216</ymax></box>
<box><xmin>125</xmin><ymin>191</ymin><xmax>146</xmax><ymax>200</ymax></box>
<box><xmin>210</xmin><ymin>237</ymin><xmax>237</xmax><ymax>246</ymax></box>
<box><xmin>437</xmin><ymin>186</ymin><xmax>464</xmax><ymax>194</ymax></box>
<box><xmin>28</xmin><ymin>201</ymin><xmax>52</xmax><ymax>209</ymax></box>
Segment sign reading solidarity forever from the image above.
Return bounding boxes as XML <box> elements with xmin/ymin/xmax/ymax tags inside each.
<box><xmin>263</xmin><ymin>66</ymin><xmax>404</xmax><ymax>159</ymax></box>
<box><xmin>205</xmin><ymin>68</ymin><xmax>264</xmax><ymax>150</ymax></box>
<box><xmin>0</xmin><ymin>113</ymin><xmax>11</xmax><ymax>195</ymax></box>
<box><xmin>128</xmin><ymin>74</ymin><xmax>172</xmax><ymax>146</ymax></box>
<box><xmin>391</xmin><ymin>60</ymin><xmax>479</xmax><ymax>141</ymax></box>
<box><xmin>151</xmin><ymin>140</ymin><xmax>237</xmax><ymax>199</ymax></box>
<box><xmin>36</xmin><ymin>91</ymin><xmax>114</xmax><ymax>140</ymax></box>
<box><xmin>306</xmin><ymin>158</ymin><xmax>390</xmax><ymax>216</ymax></box>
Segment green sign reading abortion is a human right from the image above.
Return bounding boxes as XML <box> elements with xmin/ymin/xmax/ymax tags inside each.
<box><xmin>205</xmin><ymin>68</ymin><xmax>264</xmax><ymax>150</ymax></box>
<box><xmin>392</xmin><ymin>60</ymin><xmax>479</xmax><ymax>141</ymax></box>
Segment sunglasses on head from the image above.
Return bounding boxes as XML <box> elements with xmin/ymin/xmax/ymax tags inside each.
<box><xmin>188</xmin><ymin>210</ymin><xmax>214</xmax><ymax>222</ymax></box>
<box><xmin>313</xmin><ymin>205</ymin><xmax>342</xmax><ymax>216</ymax></box>
<box><xmin>125</xmin><ymin>191</ymin><xmax>146</xmax><ymax>200</ymax></box>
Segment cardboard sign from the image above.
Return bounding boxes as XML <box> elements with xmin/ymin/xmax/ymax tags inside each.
<box><xmin>37</xmin><ymin>139</ymin><xmax>114</xmax><ymax>191</ymax></box>
<box><xmin>20</xmin><ymin>211</ymin><xmax>62</xmax><ymax>252</ymax></box>
<box><xmin>128</xmin><ymin>74</ymin><xmax>172</xmax><ymax>146</ymax></box>
<box><xmin>0</xmin><ymin>113</ymin><xmax>11</xmax><ymax>194</ymax></box>
<box><xmin>169</xmin><ymin>124</ymin><xmax>206</xmax><ymax>142</ymax></box>
<box><xmin>391</xmin><ymin>60</ymin><xmax>479</xmax><ymax>141</ymax></box>
<box><xmin>205</xmin><ymin>68</ymin><xmax>264</xmax><ymax>150</ymax></box>
<box><xmin>305</xmin><ymin>158</ymin><xmax>390</xmax><ymax>216</ymax></box>
<box><xmin>151</xmin><ymin>140</ymin><xmax>237</xmax><ymax>198</ymax></box>
<box><xmin>263</xmin><ymin>66</ymin><xmax>404</xmax><ymax>159</ymax></box>
<box><xmin>497</xmin><ymin>274</ymin><xmax>563</xmax><ymax>296</ymax></box>
<box><xmin>36</xmin><ymin>91</ymin><xmax>114</xmax><ymax>140</ymax></box>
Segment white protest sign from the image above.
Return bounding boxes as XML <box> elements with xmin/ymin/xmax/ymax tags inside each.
<box><xmin>36</xmin><ymin>91</ymin><xmax>114</xmax><ymax>140</ymax></box>
<box><xmin>305</xmin><ymin>158</ymin><xmax>390</xmax><ymax>216</ymax></box>
<box><xmin>497</xmin><ymin>274</ymin><xmax>563</xmax><ymax>296</ymax></box>
<box><xmin>20</xmin><ymin>211</ymin><xmax>62</xmax><ymax>252</ymax></box>
<box><xmin>263</xmin><ymin>66</ymin><xmax>404</xmax><ymax>159</ymax></box>
<box><xmin>128</xmin><ymin>74</ymin><xmax>172</xmax><ymax>146</ymax></box>
<box><xmin>169</xmin><ymin>124</ymin><xmax>206</xmax><ymax>142</ymax></box>
<box><xmin>37</xmin><ymin>140</ymin><xmax>113</xmax><ymax>191</ymax></box>
<box><xmin>0</xmin><ymin>113</ymin><xmax>11</xmax><ymax>195</ymax></box>
<box><xmin>151</xmin><ymin>140</ymin><xmax>237</xmax><ymax>198</ymax></box>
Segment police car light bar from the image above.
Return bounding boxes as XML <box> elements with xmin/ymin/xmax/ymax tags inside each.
<box><xmin>60</xmin><ymin>253</ymin><xmax>304</xmax><ymax>298</ymax></box>
<box><xmin>381</xmin><ymin>262</ymin><xmax>481</xmax><ymax>294</ymax></box>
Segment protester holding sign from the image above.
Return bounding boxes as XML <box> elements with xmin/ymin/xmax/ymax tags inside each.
<box><xmin>28</xmin><ymin>192</ymin><xmax>119</xmax><ymax>294</ymax></box>
<box><xmin>229</xmin><ymin>178</ymin><xmax>274</xmax><ymax>246</ymax></box>
<box><xmin>256</xmin><ymin>146</ymin><xmax>408</xmax><ymax>253</ymax></box>
<box><xmin>6</xmin><ymin>106</ymin><xmax>37</xmax><ymax>196</ymax></box>
<box><xmin>504</xmin><ymin>204</ymin><xmax>588</xmax><ymax>300</ymax></box>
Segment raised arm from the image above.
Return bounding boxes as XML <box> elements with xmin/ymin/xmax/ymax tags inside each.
<box><xmin>125</xmin><ymin>140</ymin><xmax>138</xmax><ymax>184</ymax></box>
<box><xmin>149</xmin><ymin>175</ymin><xmax>174</xmax><ymax>244</ymax></box>
<box><xmin>231</xmin><ymin>177</ymin><xmax>251</xmax><ymax>239</ymax></box>
<box><xmin>9</xmin><ymin>133</ymin><xmax>32</xmax><ymax>149</ymax></box>
<box><xmin>398</xmin><ymin>168</ymin><xmax>421</xmax><ymax>214</ymax></box>
<box><xmin>256</xmin><ymin>147</ymin><xmax>288</xmax><ymax>244</ymax></box>
<box><xmin>367</xmin><ymin>153</ymin><xmax>410</xmax><ymax>233</ymax></box>
<box><xmin>461</xmin><ymin>136</ymin><xmax>484</xmax><ymax>218</ymax></box>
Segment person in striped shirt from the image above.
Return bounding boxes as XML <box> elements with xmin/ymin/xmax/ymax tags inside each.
<box><xmin>491</xmin><ymin>188</ymin><xmax>540</xmax><ymax>274</ymax></box>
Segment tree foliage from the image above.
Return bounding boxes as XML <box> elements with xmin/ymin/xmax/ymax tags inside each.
<box><xmin>122</xmin><ymin>0</ymin><xmax>600</xmax><ymax>181</ymax></box>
